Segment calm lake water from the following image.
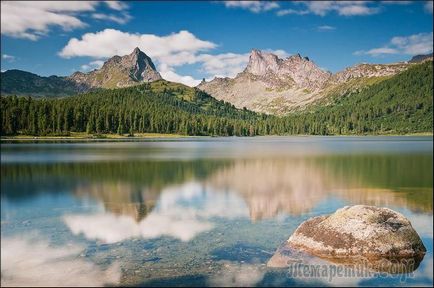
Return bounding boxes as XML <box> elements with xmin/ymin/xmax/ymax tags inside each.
<box><xmin>1</xmin><ymin>136</ymin><xmax>433</xmax><ymax>286</ymax></box>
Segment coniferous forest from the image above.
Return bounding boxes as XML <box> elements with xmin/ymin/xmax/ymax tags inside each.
<box><xmin>1</xmin><ymin>61</ymin><xmax>432</xmax><ymax>136</ymax></box>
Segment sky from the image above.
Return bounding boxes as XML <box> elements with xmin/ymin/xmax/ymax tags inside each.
<box><xmin>1</xmin><ymin>1</ymin><xmax>433</xmax><ymax>86</ymax></box>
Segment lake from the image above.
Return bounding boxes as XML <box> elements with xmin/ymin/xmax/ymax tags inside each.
<box><xmin>1</xmin><ymin>136</ymin><xmax>433</xmax><ymax>286</ymax></box>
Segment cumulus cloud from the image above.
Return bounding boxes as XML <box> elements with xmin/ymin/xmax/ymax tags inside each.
<box><xmin>196</xmin><ymin>52</ymin><xmax>250</xmax><ymax>78</ymax></box>
<box><xmin>1</xmin><ymin>235</ymin><xmax>120</xmax><ymax>286</ymax></box>
<box><xmin>59</xmin><ymin>29</ymin><xmax>216</xmax><ymax>59</ymax></box>
<box><xmin>223</xmin><ymin>1</ymin><xmax>280</xmax><ymax>13</ymax></box>
<box><xmin>355</xmin><ymin>32</ymin><xmax>433</xmax><ymax>56</ymax></box>
<box><xmin>0</xmin><ymin>1</ymin><xmax>130</xmax><ymax>40</ymax></box>
<box><xmin>159</xmin><ymin>64</ymin><xmax>203</xmax><ymax>87</ymax></box>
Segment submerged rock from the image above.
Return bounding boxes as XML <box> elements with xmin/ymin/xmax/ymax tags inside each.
<box><xmin>268</xmin><ymin>205</ymin><xmax>426</xmax><ymax>273</ymax></box>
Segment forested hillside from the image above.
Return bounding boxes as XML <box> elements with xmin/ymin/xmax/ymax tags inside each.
<box><xmin>282</xmin><ymin>61</ymin><xmax>433</xmax><ymax>135</ymax></box>
<box><xmin>1</xmin><ymin>62</ymin><xmax>432</xmax><ymax>136</ymax></box>
<box><xmin>0</xmin><ymin>69</ymin><xmax>81</xmax><ymax>97</ymax></box>
<box><xmin>1</xmin><ymin>80</ymin><xmax>264</xmax><ymax>136</ymax></box>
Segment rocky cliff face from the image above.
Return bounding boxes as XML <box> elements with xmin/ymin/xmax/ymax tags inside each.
<box><xmin>68</xmin><ymin>47</ymin><xmax>162</xmax><ymax>89</ymax></box>
<box><xmin>198</xmin><ymin>49</ymin><xmax>414</xmax><ymax>114</ymax></box>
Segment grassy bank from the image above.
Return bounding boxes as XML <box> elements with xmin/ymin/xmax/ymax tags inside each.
<box><xmin>0</xmin><ymin>132</ymin><xmax>189</xmax><ymax>141</ymax></box>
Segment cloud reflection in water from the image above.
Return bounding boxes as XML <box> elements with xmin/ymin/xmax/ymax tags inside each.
<box><xmin>64</xmin><ymin>182</ymin><xmax>249</xmax><ymax>243</ymax></box>
<box><xmin>1</xmin><ymin>235</ymin><xmax>120</xmax><ymax>287</ymax></box>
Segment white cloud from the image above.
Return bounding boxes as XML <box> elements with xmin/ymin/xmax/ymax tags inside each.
<box><xmin>355</xmin><ymin>32</ymin><xmax>433</xmax><ymax>56</ymax></box>
<box><xmin>0</xmin><ymin>1</ymin><xmax>130</xmax><ymax>40</ymax></box>
<box><xmin>338</xmin><ymin>4</ymin><xmax>379</xmax><ymax>16</ymax></box>
<box><xmin>223</xmin><ymin>1</ymin><xmax>280</xmax><ymax>13</ymax></box>
<box><xmin>91</xmin><ymin>12</ymin><xmax>132</xmax><ymax>24</ymax></box>
<box><xmin>424</xmin><ymin>1</ymin><xmax>433</xmax><ymax>13</ymax></box>
<box><xmin>2</xmin><ymin>54</ymin><xmax>15</xmax><ymax>62</ymax></box>
<box><xmin>81</xmin><ymin>60</ymin><xmax>105</xmax><ymax>72</ymax></box>
<box><xmin>391</xmin><ymin>32</ymin><xmax>434</xmax><ymax>54</ymax></box>
<box><xmin>197</xmin><ymin>52</ymin><xmax>250</xmax><ymax>78</ymax></box>
<box><xmin>59</xmin><ymin>29</ymin><xmax>217</xmax><ymax>59</ymax></box>
<box><xmin>1</xmin><ymin>235</ymin><xmax>120</xmax><ymax>286</ymax></box>
<box><xmin>317</xmin><ymin>25</ymin><xmax>336</xmax><ymax>31</ymax></box>
<box><xmin>159</xmin><ymin>64</ymin><xmax>203</xmax><ymax>87</ymax></box>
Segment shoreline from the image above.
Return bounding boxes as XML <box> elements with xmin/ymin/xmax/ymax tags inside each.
<box><xmin>1</xmin><ymin>132</ymin><xmax>432</xmax><ymax>142</ymax></box>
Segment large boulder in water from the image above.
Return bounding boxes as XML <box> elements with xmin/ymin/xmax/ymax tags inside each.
<box><xmin>268</xmin><ymin>205</ymin><xmax>426</xmax><ymax>272</ymax></box>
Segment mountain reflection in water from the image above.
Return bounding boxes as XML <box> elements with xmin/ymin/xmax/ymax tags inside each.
<box><xmin>1</xmin><ymin>137</ymin><xmax>432</xmax><ymax>286</ymax></box>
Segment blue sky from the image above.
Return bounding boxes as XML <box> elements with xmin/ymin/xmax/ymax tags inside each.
<box><xmin>1</xmin><ymin>1</ymin><xmax>433</xmax><ymax>86</ymax></box>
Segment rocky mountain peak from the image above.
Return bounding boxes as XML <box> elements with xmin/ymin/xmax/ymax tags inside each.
<box><xmin>68</xmin><ymin>48</ymin><xmax>162</xmax><ymax>89</ymax></box>
<box><xmin>246</xmin><ymin>49</ymin><xmax>281</xmax><ymax>76</ymax></box>
<box><xmin>124</xmin><ymin>47</ymin><xmax>159</xmax><ymax>81</ymax></box>
<box><xmin>132</xmin><ymin>47</ymin><xmax>141</xmax><ymax>55</ymax></box>
<box><xmin>243</xmin><ymin>49</ymin><xmax>331</xmax><ymax>89</ymax></box>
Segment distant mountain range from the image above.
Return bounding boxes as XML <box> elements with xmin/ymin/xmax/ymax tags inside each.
<box><xmin>1</xmin><ymin>48</ymin><xmax>432</xmax><ymax>116</ymax></box>
<box><xmin>198</xmin><ymin>50</ymin><xmax>430</xmax><ymax>114</ymax></box>
<box><xmin>1</xmin><ymin>47</ymin><xmax>161</xmax><ymax>97</ymax></box>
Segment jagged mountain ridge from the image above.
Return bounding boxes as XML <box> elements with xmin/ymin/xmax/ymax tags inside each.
<box><xmin>246</xmin><ymin>49</ymin><xmax>331</xmax><ymax>90</ymax></box>
<box><xmin>198</xmin><ymin>49</ymin><xmax>417</xmax><ymax>114</ymax></box>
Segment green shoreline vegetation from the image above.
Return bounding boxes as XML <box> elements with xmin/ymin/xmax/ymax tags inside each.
<box><xmin>1</xmin><ymin>61</ymin><xmax>432</xmax><ymax>137</ymax></box>
<box><xmin>1</xmin><ymin>131</ymin><xmax>432</xmax><ymax>142</ymax></box>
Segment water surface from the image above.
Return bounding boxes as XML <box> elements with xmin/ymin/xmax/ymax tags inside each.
<box><xmin>1</xmin><ymin>136</ymin><xmax>433</xmax><ymax>286</ymax></box>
